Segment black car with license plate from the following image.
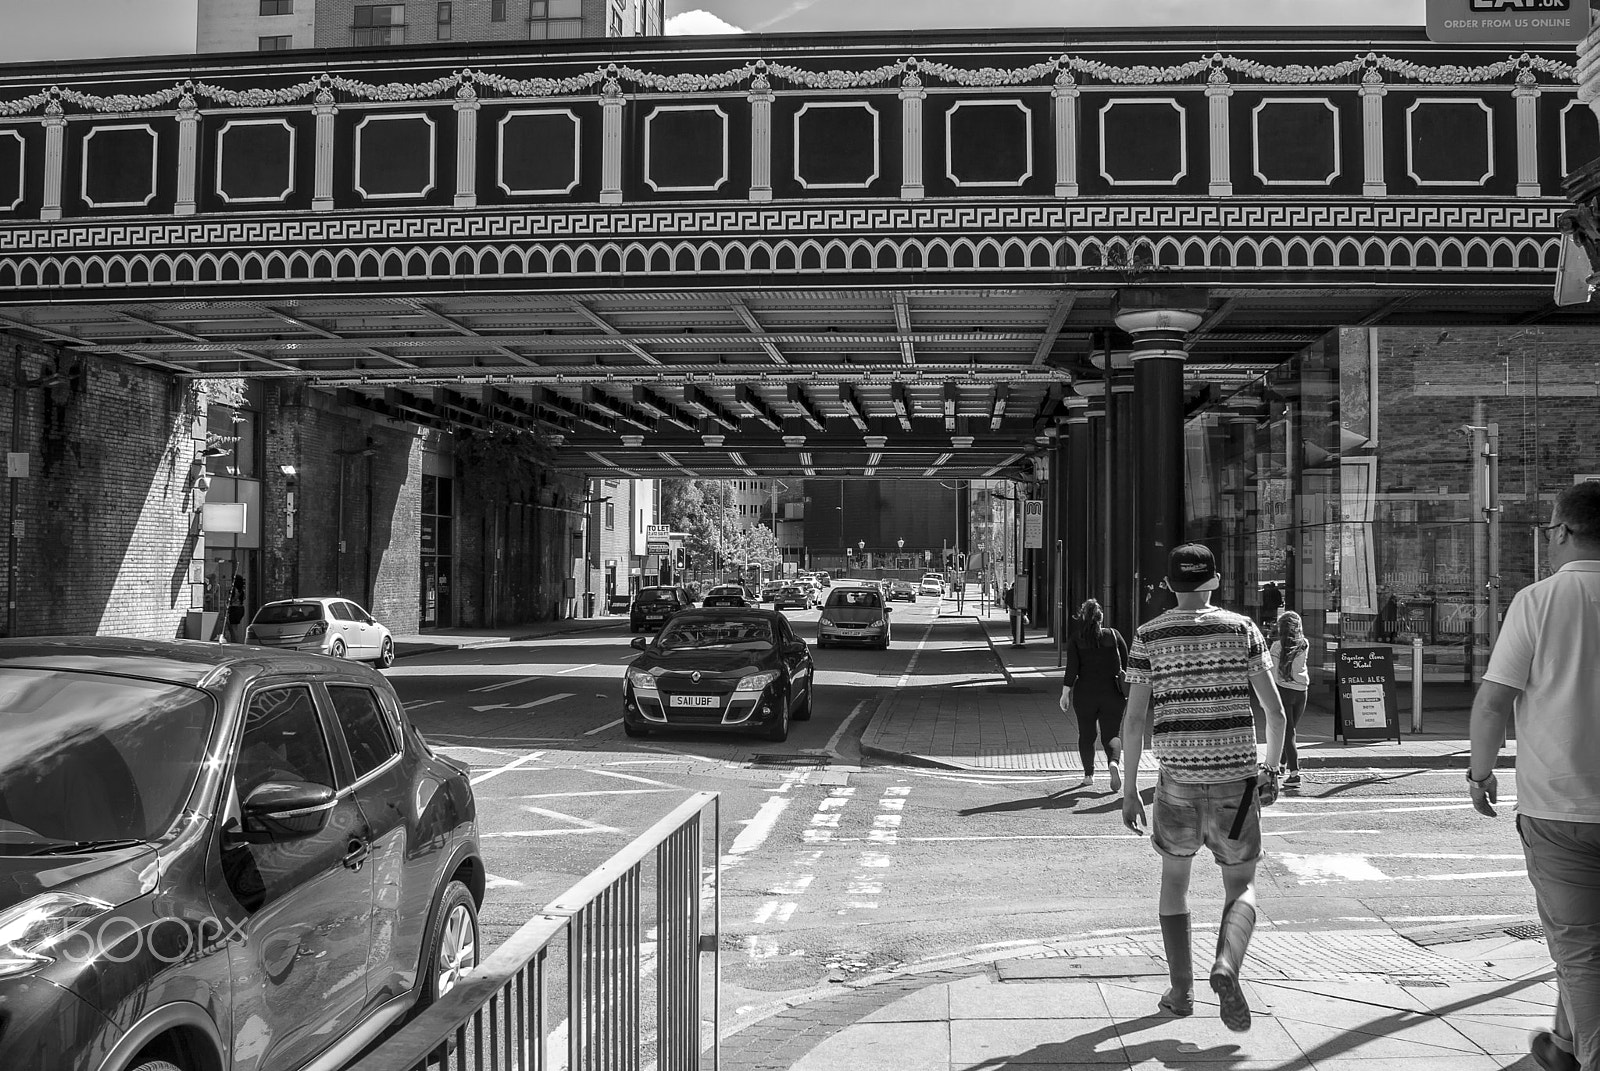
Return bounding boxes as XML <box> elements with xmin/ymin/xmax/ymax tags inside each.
<box><xmin>701</xmin><ymin>584</ymin><xmax>756</xmax><ymax>608</ymax></box>
<box><xmin>629</xmin><ymin>585</ymin><xmax>695</xmax><ymax>631</ymax></box>
<box><xmin>622</xmin><ymin>608</ymin><xmax>814</xmax><ymax>741</ymax></box>
<box><xmin>0</xmin><ymin>637</ymin><xmax>483</xmax><ymax>1071</ymax></box>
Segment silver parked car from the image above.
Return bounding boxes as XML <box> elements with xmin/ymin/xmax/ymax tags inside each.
<box><xmin>246</xmin><ymin>596</ymin><xmax>396</xmax><ymax>667</ymax></box>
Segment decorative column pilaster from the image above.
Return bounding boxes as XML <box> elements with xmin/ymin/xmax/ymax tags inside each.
<box><xmin>1514</xmin><ymin>68</ymin><xmax>1541</xmax><ymax>199</ymax></box>
<box><xmin>1101</xmin><ymin>350</ymin><xmax>1137</xmax><ymax>641</ymax></box>
<box><xmin>1206</xmin><ymin>63</ymin><xmax>1233</xmax><ymax>198</ymax></box>
<box><xmin>312</xmin><ymin>80</ymin><xmax>338</xmax><ymax>212</ymax></box>
<box><xmin>600</xmin><ymin>66</ymin><xmax>626</xmax><ymax>206</ymax></box>
<box><xmin>900</xmin><ymin>62</ymin><xmax>926</xmax><ymax>200</ymax></box>
<box><xmin>1052</xmin><ymin>63</ymin><xmax>1079</xmax><ymax>198</ymax></box>
<box><xmin>1115</xmin><ymin>296</ymin><xmax>1204</xmax><ymax>624</ymax></box>
<box><xmin>1064</xmin><ymin>396</ymin><xmax>1092</xmax><ymax>628</ymax></box>
<box><xmin>454</xmin><ymin>79</ymin><xmax>480</xmax><ymax>208</ymax></box>
<box><xmin>1075</xmin><ymin>380</ymin><xmax>1107</xmax><ymax>611</ymax></box>
<box><xmin>1360</xmin><ymin>65</ymin><xmax>1387</xmax><ymax>198</ymax></box>
<box><xmin>749</xmin><ymin>62</ymin><xmax>774</xmax><ymax>202</ymax></box>
<box><xmin>175</xmin><ymin>84</ymin><xmax>199</xmax><ymax>216</ymax></box>
<box><xmin>41</xmin><ymin>96</ymin><xmax>66</xmax><ymax>221</ymax></box>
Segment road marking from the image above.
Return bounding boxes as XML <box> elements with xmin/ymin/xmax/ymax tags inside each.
<box><xmin>893</xmin><ymin>626</ymin><xmax>936</xmax><ymax>690</ymax></box>
<box><xmin>485</xmin><ymin>873</ymin><xmax>524</xmax><ymax>889</ymax></box>
<box><xmin>520</xmin><ymin>805</ymin><xmax>622</xmax><ymax>832</ymax></box>
<box><xmin>1277</xmin><ymin>853</ymin><xmax>1529</xmax><ymax>884</ymax></box>
<box><xmin>816</xmin><ymin>698</ymin><xmax>869</xmax><ymax>759</ymax></box>
<box><xmin>753</xmin><ymin>901</ymin><xmax>800</xmax><ymax>924</ymax></box>
<box><xmin>470</xmin><ymin>751</ymin><xmax>546</xmax><ymax>786</ymax></box>
<box><xmin>470</xmin><ymin>674</ymin><xmax>545</xmax><ymax>693</ymax></box>
<box><xmin>469</xmin><ymin>692</ymin><xmax>574</xmax><ymax>712</ymax></box>
<box><xmin>556</xmin><ymin>662</ymin><xmax>600</xmax><ymax>674</ymax></box>
<box><xmin>584</xmin><ymin>718</ymin><xmax>623</xmax><ymax>736</ymax></box>
<box><xmin>505</xmin><ymin>789</ymin><xmax>671</xmax><ymax>800</ymax></box>
<box><xmin>1267</xmin><ymin>803</ymin><xmax>1495</xmax><ymax>818</ymax></box>
<box><xmin>725</xmin><ymin>795</ymin><xmax>791</xmax><ymax>861</ymax></box>
<box><xmin>404</xmin><ymin>700</ymin><xmax>441</xmax><ymax>710</ymax></box>
<box><xmin>482</xmin><ymin>828</ymin><xmax>619</xmax><ymax>839</ymax></box>
<box><xmin>584</xmin><ymin>768</ymin><xmax>678</xmax><ymax>789</ymax></box>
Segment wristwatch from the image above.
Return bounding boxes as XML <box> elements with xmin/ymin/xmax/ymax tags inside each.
<box><xmin>1466</xmin><ymin>769</ymin><xmax>1494</xmax><ymax>785</ymax></box>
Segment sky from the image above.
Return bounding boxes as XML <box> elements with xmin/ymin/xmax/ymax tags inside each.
<box><xmin>0</xmin><ymin>0</ymin><xmax>1429</xmax><ymax>64</ymax></box>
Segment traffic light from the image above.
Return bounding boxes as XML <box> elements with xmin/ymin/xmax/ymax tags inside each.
<box><xmin>674</xmin><ymin>547</ymin><xmax>685</xmax><ymax>569</ymax></box>
<box><xmin>944</xmin><ymin>551</ymin><xmax>955</xmax><ymax>568</ymax></box>
<box><xmin>956</xmin><ymin>552</ymin><xmax>967</xmax><ymax>571</ymax></box>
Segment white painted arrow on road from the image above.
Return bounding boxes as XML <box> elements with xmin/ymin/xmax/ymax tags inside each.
<box><xmin>469</xmin><ymin>692</ymin><xmax>574</xmax><ymax>712</ymax></box>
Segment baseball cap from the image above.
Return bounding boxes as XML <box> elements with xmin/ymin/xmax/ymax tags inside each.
<box><xmin>1166</xmin><ymin>543</ymin><xmax>1219</xmax><ymax>592</ymax></box>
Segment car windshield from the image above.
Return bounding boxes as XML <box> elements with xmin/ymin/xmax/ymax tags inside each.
<box><xmin>637</xmin><ymin>590</ymin><xmax>677</xmax><ymax>605</ymax></box>
<box><xmin>255</xmin><ymin>601</ymin><xmax>325</xmax><ymax>624</ymax></box>
<box><xmin>0</xmin><ymin>668</ymin><xmax>216</xmax><ymax>851</ymax></box>
<box><xmin>829</xmin><ymin>590</ymin><xmax>882</xmax><ymax>608</ymax></box>
<box><xmin>657</xmin><ymin>617</ymin><xmax>775</xmax><ymax>651</ymax></box>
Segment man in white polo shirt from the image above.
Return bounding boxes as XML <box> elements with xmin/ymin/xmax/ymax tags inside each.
<box><xmin>1469</xmin><ymin>480</ymin><xmax>1600</xmax><ymax>1071</ymax></box>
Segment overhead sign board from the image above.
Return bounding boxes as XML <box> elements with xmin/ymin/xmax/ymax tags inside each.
<box><xmin>1023</xmin><ymin>499</ymin><xmax>1045</xmax><ymax>549</ymax></box>
<box><xmin>1426</xmin><ymin>0</ymin><xmax>1589</xmax><ymax>43</ymax></box>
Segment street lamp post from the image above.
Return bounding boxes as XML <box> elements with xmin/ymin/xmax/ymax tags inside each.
<box><xmin>858</xmin><ymin>539</ymin><xmax>866</xmax><ymax>574</ymax></box>
<box><xmin>897</xmin><ymin>536</ymin><xmax>905</xmax><ymax>569</ymax></box>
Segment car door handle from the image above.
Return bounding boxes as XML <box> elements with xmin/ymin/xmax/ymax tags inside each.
<box><xmin>342</xmin><ymin>837</ymin><xmax>370</xmax><ymax>872</ymax></box>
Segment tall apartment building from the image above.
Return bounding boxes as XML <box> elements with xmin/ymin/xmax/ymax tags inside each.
<box><xmin>197</xmin><ymin>0</ymin><xmax>665</xmax><ymax>54</ymax></box>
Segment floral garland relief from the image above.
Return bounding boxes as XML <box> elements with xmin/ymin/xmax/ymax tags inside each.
<box><xmin>0</xmin><ymin>49</ymin><xmax>1575</xmax><ymax>118</ymax></box>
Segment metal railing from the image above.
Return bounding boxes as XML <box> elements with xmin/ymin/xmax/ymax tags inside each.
<box><xmin>350</xmin><ymin>792</ymin><xmax>720</xmax><ymax>1071</ymax></box>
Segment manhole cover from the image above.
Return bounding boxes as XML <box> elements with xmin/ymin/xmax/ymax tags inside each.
<box><xmin>1505</xmin><ymin>923</ymin><xmax>1545</xmax><ymax>941</ymax></box>
<box><xmin>1396</xmin><ymin>978</ymin><xmax>1450</xmax><ymax>988</ymax></box>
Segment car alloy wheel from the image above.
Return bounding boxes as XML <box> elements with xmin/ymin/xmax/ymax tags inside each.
<box><xmin>330</xmin><ymin>637</ymin><xmax>346</xmax><ymax>658</ymax></box>
<box><xmin>422</xmin><ymin>881</ymin><xmax>479</xmax><ymax>1009</ymax></box>
<box><xmin>763</xmin><ymin>692</ymin><xmax>790</xmax><ymax>742</ymax></box>
<box><xmin>376</xmin><ymin>636</ymin><xmax>395</xmax><ymax>669</ymax></box>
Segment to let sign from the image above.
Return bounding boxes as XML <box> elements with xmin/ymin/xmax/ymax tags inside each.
<box><xmin>1426</xmin><ymin>0</ymin><xmax>1589</xmax><ymax>43</ymax></box>
<box><xmin>645</xmin><ymin>523</ymin><xmax>671</xmax><ymax>555</ymax></box>
<box><xmin>1023</xmin><ymin>499</ymin><xmax>1045</xmax><ymax>549</ymax></box>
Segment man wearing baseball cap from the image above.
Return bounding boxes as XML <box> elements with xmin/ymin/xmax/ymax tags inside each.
<box><xmin>1120</xmin><ymin>543</ymin><xmax>1287</xmax><ymax>1032</ymax></box>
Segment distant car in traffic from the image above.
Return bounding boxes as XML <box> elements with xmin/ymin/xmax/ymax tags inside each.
<box><xmin>759</xmin><ymin>581</ymin><xmax>784</xmax><ymax>602</ymax></box>
<box><xmin>247</xmin><ymin>596</ymin><xmax>396</xmax><ymax>668</ymax></box>
<box><xmin>702</xmin><ymin>584</ymin><xmax>757</xmax><ymax>608</ymax></box>
<box><xmin>630</xmin><ymin>585</ymin><xmax>696</xmax><ymax>632</ymax></box>
<box><xmin>623</xmin><ymin>608</ymin><xmax>814</xmax><ymax>741</ymax></box>
<box><xmin>0</xmin><ymin>637</ymin><xmax>483</xmax><ymax>1071</ymax></box>
<box><xmin>886</xmin><ymin>579</ymin><xmax>917</xmax><ymax>602</ymax></box>
<box><xmin>818</xmin><ymin>585</ymin><xmax>893</xmax><ymax>648</ymax></box>
<box><xmin>771</xmin><ymin>584</ymin><xmax>816</xmax><ymax>611</ymax></box>
<box><xmin>919</xmin><ymin>574</ymin><xmax>946</xmax><ymax>597</ymax></box>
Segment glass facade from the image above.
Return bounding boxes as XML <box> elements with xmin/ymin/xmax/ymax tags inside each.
<box><xmin>1188</xmin><ymin>326</ymin><xmax>1600</xmax><ymax>688</ymax></box>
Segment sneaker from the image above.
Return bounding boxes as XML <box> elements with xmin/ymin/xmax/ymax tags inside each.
<box><xmin>1283</xmin><ymin>770</ymin><xmax>1301</xmax><ymax>788</ymax></box>
<box><xmin>1530</xmin><ymin>1030</ymin><xmax>1579</xmax><ymax>1071</ymax></box>
<box><xmin>1209</xmin><ymin>968</ymin><xmax>1252</xmax><ymax>1033</ymax></box>
<box><xmin>1107</xmin><ymin>761</ymin><xmax>1122</xmax><ymax>793</ymax></box>
<box><xmin>1078</xmin><ymin>774</ymin><xmax>1095</xmax><ymax>788</ymax></box>
<box><xmin>1158</xmin><ymin>986</ymin><xmax>1194</xmax><ymax>1016</ymax></box>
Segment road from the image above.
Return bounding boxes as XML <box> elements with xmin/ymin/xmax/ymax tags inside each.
<box><xmin>384</xmin><ymin>597</ymin><xmax>1538</xmax><ymax>1026</ymax></box>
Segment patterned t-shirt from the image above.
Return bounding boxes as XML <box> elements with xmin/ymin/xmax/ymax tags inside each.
<box><xmin>1125</xmin><ymin>605</ymin><xmax>1269</xmax><ymax>784</ymax></box>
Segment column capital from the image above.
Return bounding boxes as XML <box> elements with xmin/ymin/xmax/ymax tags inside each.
<box><xmin>1071</xmin><ymin>379</ymin><xmax>1105</xmax><ymax>398</ymax></box>
<box><xmin>1112</xmin><ymin>307</ymin><xmax>1203</xmax><ymax>341</ymax></box>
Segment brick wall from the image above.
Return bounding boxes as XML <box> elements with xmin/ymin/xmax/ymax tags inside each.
<box><xmin>0</xmin><ymin>335</ymin><xmax>194</xmax><ymax>639</ymax></box>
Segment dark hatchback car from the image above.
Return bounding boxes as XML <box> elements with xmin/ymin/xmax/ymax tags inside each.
<box><xmin>0</xmin><ymin>638</ymin><xmax>484</xmax><ymax>1071</ymax></box>
<box><xmin>623</xmin><ymin>608</ymin><xmax>814</xmax><ymax>741</ymax></box>
<box><xmin>629</xmin><ymin>585</ymin><xmax>695</xmax><ymax>632</ymax></box>
<box><xmin>701</xmin><ymin>584</ymin><xmax>756</xmax><ymax>608</ymax></box>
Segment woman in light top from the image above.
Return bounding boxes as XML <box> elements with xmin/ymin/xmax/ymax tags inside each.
<box><xmin>1267</xmin><ymin>611</ymin><xmax>1310</xmax><ymax>787</ymax></box>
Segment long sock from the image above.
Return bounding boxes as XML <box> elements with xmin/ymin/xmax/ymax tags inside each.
<box><xmin>1210</xmin><ymin>899</ymin><xmax>1257</xmax><ymax>1032</ymax></box>
<box><xmin>1158</xmin><ymin>913</ymin><xmax>1193</xmax><ymax>1015</ymax></box>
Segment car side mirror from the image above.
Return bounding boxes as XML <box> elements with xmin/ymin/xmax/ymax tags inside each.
<box><xmin>236</xmin><ymin>780</ymin><xmax>337</xmax><ymax>842</ymax></box>
<box><xmin>783</xmin><ymin>640</ymin><xmax>808</xmax><ymax>655</ymax></box>
<box><xmin>884</xmin><ymin>606</ymin><xmax>893</xmax><ymax>613</ymax></box>
<box><xmin>631</xmin><ymin>636</ymin><xmax>648</xmax><ymax>650</ymax></box>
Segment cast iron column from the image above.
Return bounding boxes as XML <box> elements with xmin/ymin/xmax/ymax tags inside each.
<box><xmin>1115</xmin><ymin>303</ymin><xmax>1204</xmax><ymax>624</ymax></box>
<box><xmin>1106</xmin><ymin>350</ymin><xmax>1137</xmax><ymax>642</ymax></box>
<box><xmin>1064</xmin><ymin>397</ymin><xmax>1091</xmax><ymax>624</ymax></box>
<box><xmin>1078</xmin><ymin>381</ymin><xmax>1106</xmax><ymax>616</ymax></box>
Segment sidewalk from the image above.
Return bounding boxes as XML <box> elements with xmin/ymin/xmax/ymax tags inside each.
<box><xmin>389</xmin><ymin>614</ymin><xmax>620</xmax><ymax>658</ymax></box>
<box><xmin>861</xmin><ymin>605</ymin><xmax>1506</xmax><ymax>773</ymax></box>
<box><xmin>722</xmin><ymin>922</ymin><xmax>1556</xmax><ymax>1071</ymax></box>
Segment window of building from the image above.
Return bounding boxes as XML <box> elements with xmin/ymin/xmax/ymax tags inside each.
<box><xmin>259</xmin><ymin>0</ymin><xmax>292</xmax><ymax>14</ymax></box>
<box><xmin>604</xmin><ymin>502</ymin><xmax>616</xmax><ymax>529</ymax></box>
<box><xmin>529</xmin><ymin>0</ymin><xmax>582</xmax><ymax>38</ymax></box>
<box><xmin>436</xmin><ymin>1</ymin><xmax>452</xmax><ymax>38</ymax></box>
<box><xmin>353</xmin><ymin>3</ymin><xmax>405</xmax><ymax>45</ymax></box>
<box><xmin>258</xmin><ymin>34</ymin><xmax>292</xmax><ymax>49</ymax></box>
<box><xmin>491</xmin><ymin>0</ymin><xmax>506</xmax><ymax>19</ymax></box>
<box><xmin>608</xmin><ymin>4</ymin><xmax>623</xmax><ymax>35</ymax></box>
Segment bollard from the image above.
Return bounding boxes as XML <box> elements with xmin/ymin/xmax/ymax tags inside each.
<box><xmin>1411</xmin><ymin>636</ymin><xmax>1425</xmax><ymax>733</ymax></box>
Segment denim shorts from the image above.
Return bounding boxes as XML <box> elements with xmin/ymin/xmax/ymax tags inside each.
<box><xmin>1151</xmin><ymin>772</ymin><xmax>1262</xmax><ymax>866</ymax></box>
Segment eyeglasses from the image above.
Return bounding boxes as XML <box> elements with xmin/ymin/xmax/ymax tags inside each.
<box><xmin>1538</xmin><ymin>522</ymin><xmax>1569</xmax><ymax>539</ymax></box>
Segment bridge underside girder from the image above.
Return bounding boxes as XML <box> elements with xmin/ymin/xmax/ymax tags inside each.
<box><xmin>1</xmin><ymin>282</ymin><xmax>1583</xmax><ymax>479</ymax></box>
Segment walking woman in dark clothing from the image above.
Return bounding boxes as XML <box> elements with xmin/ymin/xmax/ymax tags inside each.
<box><xmin>1059</xmin><ymin>598</ymin><xmax>1129</xmax><ymax>790</ymax></box>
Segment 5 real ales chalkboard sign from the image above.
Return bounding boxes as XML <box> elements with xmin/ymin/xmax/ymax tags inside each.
<box><xmin>1334</xmin><ymin>644</ymin><xmax>1401</xmax><ymax>743</ymax></box>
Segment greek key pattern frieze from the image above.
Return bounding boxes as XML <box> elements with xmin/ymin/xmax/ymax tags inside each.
<box><xmin>0</xmin><ymin>202</ymin><xmax>1564</xmax><ymax>253</ymax></box>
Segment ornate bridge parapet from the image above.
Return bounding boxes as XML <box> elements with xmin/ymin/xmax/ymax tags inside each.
<box><xmin>0</xmin><ymin>29</ymin><xmax>1590</xmax><ymax>299</ymax></box>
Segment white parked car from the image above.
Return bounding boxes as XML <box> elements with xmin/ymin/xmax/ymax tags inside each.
<box><xmin>919</xmin><ymin>574</ymin><xmax>946</xmax><ymax>597</ymax></box>
<box><xmin>245</xmin><ymin>596</ymin><xmax>396</xmax><ymax>667</ymax></box>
